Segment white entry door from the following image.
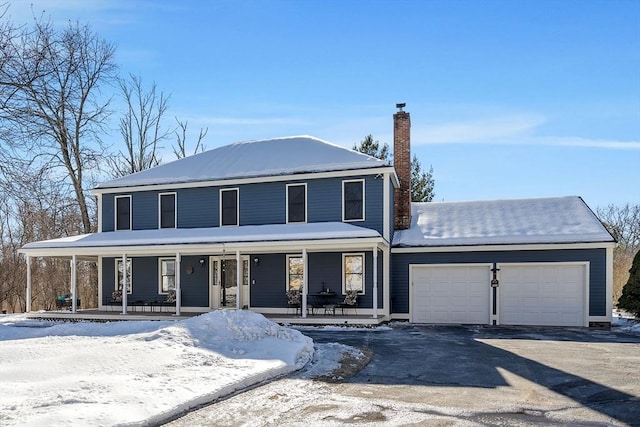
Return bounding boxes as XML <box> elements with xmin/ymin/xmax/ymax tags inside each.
<box><xmin>411</xmin><ymin>264</ymin><xmax>491</xmax><ymax>324</ymax></box>
<box><xmin>499</xmin><ymin>263</ymin><xmax>586</xmax><ymax>327</ymax></box>
<box><xmin>210</xmin><ymin>256</ymin><xmax>250</xmax><ymax>309</ymax></box>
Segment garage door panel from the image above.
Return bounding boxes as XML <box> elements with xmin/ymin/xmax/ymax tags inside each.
<box><xmin>412</xmin><ymin>265</ymin><xmax>490</xmax><ymax>324</ymax></box>
<box><xmin>500</xmin><ymin>264</ymin><xmax>585</xmax><ymax>327</ymax></box>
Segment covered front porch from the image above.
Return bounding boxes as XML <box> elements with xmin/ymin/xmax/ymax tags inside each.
<box><xmin>24</xmin><ymin>308</ymin><xmax>388</xmax><ymax>326</ymax></box>
<box><xmin>19</xmin><ymin>222</ymin><xmax>392</xmax><ymax>323</ymax></box>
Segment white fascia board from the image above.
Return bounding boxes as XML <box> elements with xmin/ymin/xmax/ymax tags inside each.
<box><xmin>19</xmin><ymin>237</ymin><xmax>388</xmax><ymax>258</ymax></box>
<box><xmin>391</xmin><ymin>242</ymin><xmax>617</xmax><ymax>253</ymax></box>
<box><xmin>92</xmin><ymin>166</ymin><xmax>396</xmax><ymax>196</ymax></box>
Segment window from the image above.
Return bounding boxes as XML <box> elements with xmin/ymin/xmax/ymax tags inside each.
<box><xmin>220</xmin><ymin>188</ymin><xmax>239</xmax><ymax>226</ymax></box>
<box><xmin>159</xmin><ymin>193</ymin><xmax>176</xmax><ymax>229</ymax></box>
<box><xmin>343</xmin><ymin>180</ymin><xmax>364</xmax><ymax>221</ymax></box>
<box><xmin>115</xmin><ymin>195</ymin><xmax>131</xmax><ymax>230</ymax></box>
<box><xmin>343</xmin><ymin>253</ymin><xmax>364</xmax><ymax>294</ymax></box>
<box><xmin>286</xmin><ymin>183</ymin><xmax>306</xmax><ymax>223</ymax></box>
<box><xmin>159</xmin><ymin>258</ymin><xmax>176</xmax><ymax>294</ymax></box>
<box><xmin>287</xmin><ymin>255</ymin><xmax>303</xmax><ymax>291</ymax></box>
<box><xmin>116</xmin><ymin>258</ymin><xmax>132</xmax><ymax>294</ymax></box>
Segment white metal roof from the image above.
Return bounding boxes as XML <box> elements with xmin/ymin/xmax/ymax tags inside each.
<box><xmin>20</xmin><ymin>222</ymin><xmax>383</xmax><ymax>257</ymax></box>
<box><xmin>392</xmin><ymin>196</ymin><xmax>615</xmax><ymax>247</ymax></box>
<box><xmin>96</xmin><ymin>136</ymin><xmax>387</xmax><ymax>190</ymax></box>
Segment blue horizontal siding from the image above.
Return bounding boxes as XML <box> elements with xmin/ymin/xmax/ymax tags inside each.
<box><xmin>391</xmin><ymin>248</ymin><xmax>607</xmax><ymax>316</ymax></box>
<box><xmin>100</xmin><ymin>174</ymin><xmax>385</xmax><ymax>234</ymax></box>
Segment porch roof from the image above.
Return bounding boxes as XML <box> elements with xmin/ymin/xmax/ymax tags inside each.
<box><xmin>19</xmin><ymin>222</ymin><xmax>384</xmax><ymax>258</ymax></box>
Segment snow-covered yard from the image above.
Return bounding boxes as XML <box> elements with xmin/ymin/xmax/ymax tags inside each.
<box><xmin>0</xmin><ymin>311</ymin><xmax>323</xmax><ymax>426</ymax></box>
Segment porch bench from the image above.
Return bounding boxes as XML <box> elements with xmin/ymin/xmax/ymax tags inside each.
<box><xmin>151</xmin><ymin>291</ymin><xmax>176</xmax><ymax>312</ymax></box>
<box><xmin>56</xmin><ymin>296</ymin><xmax>80</xmax><ymax>311</ymax></box>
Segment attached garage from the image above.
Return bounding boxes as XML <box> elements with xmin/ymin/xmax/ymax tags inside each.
<box><xmin>392</xmin><ymin>197</ymin><xmax>616</xmax><ymax>327</ymax></box>
<box><xmin>411</xmin><ymin>264</ymin><xmax>490</xmax><ymax>324</ymax></box>
<box><xmin>499</xmin><ymin>263</ymin><xmax>587</xmax><ymax>327</ymax></box>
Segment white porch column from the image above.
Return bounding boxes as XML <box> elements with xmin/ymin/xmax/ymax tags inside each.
<box><xmin>121</xmin><ymin>254</ymin><xmax>128</xmax><ymax>315</ymax></box>
<box><xmin>71</xmin><ymin>254</ymin><xmax>78</xmax><ymax>314</ymax></box>
<box><xmin>302</xmin><ymin>248</ymin><xmax>308</xmax><ymax>318</ymax></box>
<box><xmin>26</xmin><ymin>256</ymin><xmax>32</xmax><ymax>313</ymax></box>
<box><xmin>236</xmin><ymin>251</ymin><xmax>241</xmax><ymax>310</ymax></box>
<box><xmin>372</xmin><ymin>246</ymin><xmax>378</xmax><ymax>319</ymax></box>
<box><xmin>175</xmin><ymin>252</ymin><xmax>182</xmax><ymax>316</ymax></box>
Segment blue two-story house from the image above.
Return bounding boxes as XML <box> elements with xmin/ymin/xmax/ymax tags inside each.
<box><xmin>20</xmin><ymin>106</ymin><xmax>616</xmax><ymax>327</ymax></box>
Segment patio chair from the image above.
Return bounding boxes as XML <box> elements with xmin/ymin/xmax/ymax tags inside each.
<box><xmin>286</xmin><ymin>289</ymin><xmax>301</xmax><ymax>315</ymax></box>
<box><xmin>339</xmin><ymin>290</ymin><xmax>359</xmax><ymax>314</ymax></box>
<box><xmin>103</xmin><ymin>290</ymin><xmax>122</xmax><ymax>311</ymax></box>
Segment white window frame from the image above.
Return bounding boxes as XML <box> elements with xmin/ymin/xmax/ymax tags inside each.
<box><xmin>158</xmin><ymin>192</ymin><xmax>177</xmax><ymax>229</ymax></box>
<box><xmin>115</xmin><ymin>258</ymin><xmax>132</xmax><ymax>294</ymax></box>
<box><xmin>342</xmin><ymin>253</ymin><xmax>365</xmax><ymax>295</ymax></box>
<box><xmin>286</xmin><ymin>183</ymin><xmax>307</xmax><ymax>223</ymax></box>
<box><xmin>114</xmin><ymin>195</ymin><xmax>132</xmax><ymax>231</ymax></box>
<box><xmin>342</xmin><ymin>179</ymin><xmax>365</xmax><ymax>222</ymax></box>
<box><xmin>158</xmin><ymin>257</ymin><xmax>176</xmax><ymax>294</ymax></box>
<box><xmin>286</xmin><ymin>254</ymin><xmax>304</xmax><ymax>291</ymax></box>
<box><xmin>219</xmin><ymin>188</ymin><xmax>239</xmax><ymax>226</ymax></box>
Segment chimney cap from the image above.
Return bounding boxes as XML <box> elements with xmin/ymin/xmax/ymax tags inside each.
<box><xmin>396</xmin><ymin>103</ymin><xmax>406</xmax><ymax>112</ymax></box>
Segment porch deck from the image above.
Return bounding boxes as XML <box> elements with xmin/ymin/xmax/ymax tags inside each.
<box><xmin>24</xmin><ymin>309</ymin><xmax>387</xmax><ymax>326</ymax></box>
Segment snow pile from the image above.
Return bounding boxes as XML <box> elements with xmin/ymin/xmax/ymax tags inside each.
<box><xmin>0</xmin><ymin>310</ymin><xmax>313</xmax><ymax>426</ymax></box>
<box><xmin>612</xmin><ymin>309</ymin><xmax>640</xmax><ymax>333</ymax></box>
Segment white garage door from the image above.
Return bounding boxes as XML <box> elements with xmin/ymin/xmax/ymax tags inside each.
<box><xmin>499</xmin><ymin>264</ymin><xmax>586</xmax><ymax>327</ymax></box>
<box><xmin>411</xmin><ymin>265</ymin><xmax>490</xmax><ymax>324</ymax></box>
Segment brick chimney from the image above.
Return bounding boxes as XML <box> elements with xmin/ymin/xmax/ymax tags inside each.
<box><xmin>393</xmin><ymin>103</ymin><xmax>411</xmax><ymax>230</ymax></box>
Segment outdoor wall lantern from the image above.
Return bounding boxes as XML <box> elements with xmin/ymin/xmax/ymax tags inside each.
<box><xmin>199</xmin><ymin>258</ymin><xmax>206</xmax><ymax>267</ymax></box>
<box><xmin>253</xmin><ymin>257</ymin><xmax>259</xmax><ymax>266</ymax></box>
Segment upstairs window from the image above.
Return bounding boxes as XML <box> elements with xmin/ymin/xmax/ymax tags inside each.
<box><xmin>159</xmin><ymin>193</ymin><xmax>176</xmax><ymax>229</ymax></box>
<box><xmin>343</xmin><ymin>180</ymin><xmax>365</xmax><ymax>221</ymax></box>
<box><xmin>159</xmin><ymin>258</ymin><xmax>176</xmax><ymax>294</ymax></box>
<box><xmin>115</xmin><ymin>195</ymin><xmax>131</xmax><ymax>231</ymax></box>
<box><xmin>220</xmin><ymin>188</ymin><xmax>239</xmax><ymax>226</ymax></box>
<box><xmin>286</xmin><ymin>183</ymin><xmax>306</xmax><ymax>223</ymax></box>
<box><xmin>287</xmin><ymin>255</ymin><xmax>303</xmax><ymax>291</ymax></box>
<box><xmin>343</xmin><ymin>253</ymin><xmax>364</xmax><ymax>294</ymax></box>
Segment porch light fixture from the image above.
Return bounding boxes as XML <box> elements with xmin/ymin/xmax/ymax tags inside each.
<box><xmin>253</xmin><ymin>257</ymin><xmax>259</xmax><ymax>266</ymax></box>
<box><xmin>199</xmin><ymin>258</ymin><xmax>206</xmax><ymax>267</ymax></box>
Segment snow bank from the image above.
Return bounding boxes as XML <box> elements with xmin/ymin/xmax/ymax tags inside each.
<box><xmin>0</xmin><ymin>311</ymin><xmax>313</xmax><ymax>426</ymax></box>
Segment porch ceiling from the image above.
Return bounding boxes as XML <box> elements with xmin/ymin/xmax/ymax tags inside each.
<box><xmin>19</xmin><ymin>222</ymin><xmax>387</xmax><ymax>258</ymax></box>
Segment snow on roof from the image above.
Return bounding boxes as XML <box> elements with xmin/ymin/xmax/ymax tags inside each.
<box><xmin>96</xmin><ymin>136</ymin><xmax>387</xmax><ymax>190</ymax></box>
<box><xmin>392</xmin><ymin>196</ymin><xmax>615</xmax><ymax>247</ymax></box>
<box><xmin>21</xmin><ymin>222</ymin><xmax>381</xmax><ymax>251</ymax></box>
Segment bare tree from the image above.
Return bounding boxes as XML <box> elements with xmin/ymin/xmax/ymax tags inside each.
<box><xmin>597</xmin><ymin>203</ymin><xmax>640</xmax><ymax>302</ymax></box>
<box><xmin>0</xmin><ymin>19</ymin><xmax>117</xmax><ymax>234</ymax></box>
<box><xmin>173</xmin><ymin>117</ymin><xmax>208</xmax><ymax>159</ymax></box>
<box><xmin>108</xmin><ymin>74</ymin><xmax>170</xmax><ymax>177</ymax></box>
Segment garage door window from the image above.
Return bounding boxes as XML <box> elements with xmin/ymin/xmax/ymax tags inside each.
<box><xmin>343</xmin><ymin>253</ymin><xmax>364</xmax><ymax>294</ymax></box>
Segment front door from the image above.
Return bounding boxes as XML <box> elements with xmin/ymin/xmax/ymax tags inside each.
<box><xmin>210</xmin><ymin>256</ymin><xmax>250</xmax><ymax>309</ymax></box>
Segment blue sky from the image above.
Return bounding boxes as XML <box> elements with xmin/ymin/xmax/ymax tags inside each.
<box><xmin>6</xmin><ymin>0</ymin><xmax>640</xmax><ymax>208</ymax></box>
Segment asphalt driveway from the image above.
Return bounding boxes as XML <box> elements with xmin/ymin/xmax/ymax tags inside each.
<box><xmin>167</xmin><ymin>324</ymin><xmax>640</xmax><ymax>426</ymax></box>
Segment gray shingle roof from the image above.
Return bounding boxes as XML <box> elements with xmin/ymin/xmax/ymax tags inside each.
<box><xmin>97</xmin><ymin>136</ymin><xmax>387</xmax><ymax>189</ymax></box>
<box><xmin>392</xmin><ymin>196</ymin><xmax>615</xmax><ymax>247</ymax></box>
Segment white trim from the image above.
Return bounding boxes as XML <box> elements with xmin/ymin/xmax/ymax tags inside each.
<box><xmin>390</xmin><ymin>313</ymin><xmax>410</xmax><ymax>320</ymax></box>
<box><xmin>302</xmin><ymin>249</ymin><xmax>308</xmax><ymax>318</ymax></box>
<box><xmin>383</xmin><ymin>173</ymin><xmax>391</xmax><ymax>241</ymax></box>
<box><xmin>286</xmin><ymin>183</ymin><xmax>307</xmax><ymax>224</ymax></box>
<box><xmin>342</xmin><ymin>179</ymin><xmax>365</xmax><ymax>222</ymax></box>
<box><xmin>409</xmin><ymin>263</ymin><xmax>493</xmax><ymax>324</ymax></box>
<box><xmin>382</xmin><ymin>246</ymin><xmax>390</xmax><ymax>317</ymax></box>
<box><xmin>236</xmin><ymin>250</ymin><xmax>241</xmax><ymax>310</ymax></box>
<box><xmin>97</xmin><ymin>255</ymin><xmax>103</xmax><ymax>310</ymax></box>
<box><xmin>497</xmin><ymin>261</ymin><xmax>590</xmax><ymax>327</ymax></box>
<box><xmin>372</xmin><ymin>246</ymin><xmax>378</xmax><ymax>318</ymax></box>
<box><xmin>116</xmin><ymin>257</ymin><xmax>133</xmax><ymax>295</ymax></box>
<box><xmin>114</xmin><ymin>195</ymin><xmax>132</xmax><ymax>231</ymax></box>
<box><xmin>605</xmin><ymin>246</ymin><xmax>614</xmax><ymax>322</ymax></box>
<box><xmin>26</xmin><ymin>256</ymin><xmax>32</xmax><ymax>312</ymax></box>
<box><xmin>219</xmin><ymin>188</ymin><xmax>239</xmax><ymax>227</ymax></box>
<box><xmin>97</xmin><ymin>194</ymin><xmax>103</xmax><ymax>233</ymax></box>
<box><xmin>342</xmin><ymin>252</ymin><xmax>365</xmax><ymax>294</ymax></box>
<box><xmin>93</xmin><ymin>166</ymin><xmax>396</xmax><ymax>195</ymax></box>
<box><xmin>71</xmin><ymin>254</ymin><xmax>77</xmax><ymax>313</ymax></box>
<box><xmin>158</xmin><ymin>192</ymin><xmax>177</xmax><ymax>229</ymax></box>
<box><xmin>175</xmin><ymin>252</ymin><xmax>181</xmax><ymax>316</ymax></box>
<box><xmin>392</xmin><ymin>242</ymin><xmax>617</xmax><ymax>253</ymax></box>
<box><xmin>158</xmin><ymin>257</ymin><xmax>177</xmax><ymax>294</ymax></box>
